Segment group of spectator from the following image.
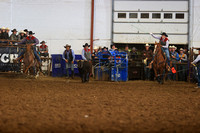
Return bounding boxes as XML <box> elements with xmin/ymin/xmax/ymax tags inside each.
<box><xmin>0</xmin><ymin>27</ymin><xmax>29</xmax><ymax>41</ymax></box>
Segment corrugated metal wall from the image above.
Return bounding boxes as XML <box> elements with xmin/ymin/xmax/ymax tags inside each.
<box><xmin>112</xmin><ymin>0</ymin><xmax>189</xmax><ymax>45</ymax></box>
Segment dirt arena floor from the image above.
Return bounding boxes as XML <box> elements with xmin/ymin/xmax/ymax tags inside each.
<box><xmin>0</xmin><ymin>73</ymin><xmax>200</xmax><ymax>133</ymax></box>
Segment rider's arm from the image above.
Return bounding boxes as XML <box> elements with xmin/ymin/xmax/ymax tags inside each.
<box><xmin>33</xmin><ymin>38</ymin><xmax>39</xmax><ymax>45</ymax></box>
<box><xmin>72</xmin><ymin>49</ymin><xmax>75</xmax><ymax>62</ymax></box>
<box><xmin>17</xmin><ymin>38</ymin><xmax>26</xmax><ymax>45</ymax></box>
<box><xmin>192</xmin><ymin>55</ymin><xmax>200</xmax><ymax>64</ymax></box>
<box><xmin>150</xmin><ymin>33</ymin><xmax>160</xmax><ymax>40</ymax></box>
<box><xmin>81</xmin><ymin>49</ymin><xmax>87</xmax><ymax>60</ymax></box>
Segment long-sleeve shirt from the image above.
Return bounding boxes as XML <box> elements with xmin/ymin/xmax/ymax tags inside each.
<box><xmin>192</xmin><ymin>55</ymin><xmax>200</xmax><ymax>64</ymax></box>
<box><xmin>18</xmin><ymin>36</ymin><xmax>39</xmax><ymax>46</ymax></box>
<box><xmin>10</xmin><ymin>33</ymin><xmax>18</xmax><ymax>41</ymax></box>
<box><xmin>171</xmin><ymin>51</ymin><xmax>180</xmax><ymax>63</ymax></box>
<box><xmin>82</xmin><ymin>49</ymin><xmax>91</xmax><ymax>61</ymax></box>
<box><xmin>142</xmin><ymin>49</ymin><xmax>153</xmax><ymax>61</ymax></box>
<box><xmin>151</xmin><ymin>34</ymin><xmax>169</xmax><ymax>48</ymax></box>
<box><xmin>62</xmin><ymin>49</ymin><xmax>75</xmax><ymax>61</ymax></box>
<box><xmin>179</xmin><ymin>53</ymin><xmax>187</xmax><ymax>62</ymax></box>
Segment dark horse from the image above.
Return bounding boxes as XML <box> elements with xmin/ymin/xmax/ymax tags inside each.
<box><xmin>153</xmin><ymin>42</ymin><xmax>169</xmax><ymax>84</ymax></box>
<box><xmin>23</xmin><ymin>44</ymin><xmax>41</xmax><ymax>78</ymax></box>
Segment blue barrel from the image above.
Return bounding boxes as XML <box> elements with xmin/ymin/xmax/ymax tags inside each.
<box><xmin>62</xmin><ymin>54</ymin><xmax>82</xmax><ymax>76</ymax></box>
<box><xmin>51</xmin><ymin>54</ymin><xmax>63</xmax><ymax>77</ymax></box>
<box><xmin>110</xmin><ymin>52</ymin><xmax>128</xmax><ymax>82</ymax></box>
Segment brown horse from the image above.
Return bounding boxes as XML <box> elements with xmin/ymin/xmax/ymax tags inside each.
<box><xmin>153</xmin><ymin>42</ymin><xmax>169</xmax><ymax>84</ymax></box>
<box><xmin>23</xmin><ymin>44</ymin><xmax>41</xmax><ymax>77</ymax></box>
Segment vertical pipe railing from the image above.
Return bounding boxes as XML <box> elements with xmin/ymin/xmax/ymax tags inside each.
<box><xmin>90</xmin><ymin>0</ymin><xmax>94</xmax><ymax>53</ymax></box>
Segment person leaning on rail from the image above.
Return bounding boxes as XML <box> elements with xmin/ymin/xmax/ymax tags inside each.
<box><xmin>10</xmin><ymin>29</ymin><xmax>18</xmax><ymax>41</ymax></box>
<box><xmin>18</xmin><ymin>30</ymin><xmax>26</xmax><ymax>41</ymax></box>
<box><xmin>178</xmin><ymin>48</ymin><xmax>188</xmax><ymax>81</ymax></box>
<box><xmin>191</xmin><ymin>48</ymin><xmax>200</xmax><ymax>89</ymax></box>
<box><xmin>170</xmin><ymin>46</ymin><xmax>180</xmax><ymax>81</ymax></box>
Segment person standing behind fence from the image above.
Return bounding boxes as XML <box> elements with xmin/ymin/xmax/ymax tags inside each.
<box><xmin>0</xmin><ymin>28</ymin><xmax>2</xmax><ymax>39</ymax></box>
<box><xmin>129</xmin><ymin>47</ymin><xmax>138</xmax><ymax>60</ymax></box>
<box><xmin>92</xmin><ymin>46</ymin><xmax>99</xmax><ymax>65</ymax></box>
<box><xmin>10</xmin><ymin>29</ymin><xmax>18</xmax><ymax>41</ymax></box>
<box><xmin>191</xmin><ymin>48</ymin><xmax>200</xmax><ymax>88</ymax></box>
<box><xmin>143</xmin><ymin>44</ymin><xmax>153</xmax><ymax>80</ymax></box>
<box><xmin>178</xmin><ymin>48</ymin><xmax>188</xmax><ymax>81</ymax></box>
<box><xmin>5</xmin><ymin>28</ymin><xmax>10</xmax><ymax>39</ymax></box>
<box><xmin>62</xmin><ymin>44</ymin><xmax>75</xmax><ymax>79</ymax></box>
<box><xmin>39</xmin><ymin>41</ymin><xmax>49</xmax><ymax>57</ymax></box>
<box><xmin>92</xmin><ymin>46</ymin><xmax>99</xmax><ymax>77</ymax></box>
<box><xmin>18</xmin><ymin>30</ymin><xmax>26</xmax><ymax>41</ymax></box>
<box><xmin>24</xmin><ymin>29</ymin><xmax>29</xmax><ymax>37</ymax></box>
<box><xmin>1</xmin><ymin>27</ymin><xmax>8</xmax><ymax>40</ymax></box>
<box><xmin>124</xmin><ymin>45</ymin><xmax>129</xmax><ymax>55</ymax></box>
<box><xmin>170</xmin><ymin>46</ymin><xmax>180</xmax><ymax>80</ymax></box>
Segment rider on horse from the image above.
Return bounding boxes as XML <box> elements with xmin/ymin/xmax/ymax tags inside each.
<box><xmin>150</xmin><ymin>32</ymin><xmax>170</xmax><ymax>69</ymax></box>
<box><xmin>14</xmin><ymin>31</ymin><xmax>41</xmax><ymax>65</ymax></box>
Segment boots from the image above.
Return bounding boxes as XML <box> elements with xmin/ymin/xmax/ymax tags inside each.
<box><xmin>71</xmin><ymin>71</ymin><xmax>74</xmax><ymax>79</ymax></box>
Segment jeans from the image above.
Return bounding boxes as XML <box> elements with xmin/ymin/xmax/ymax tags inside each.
<box><xmin>18</xmin><ymin>47</ymin><xmax>41</xmax><ymax>63</ymax></box>
<box><xmin>18</xmin><ymin>48</ymin><xmax>26</xmax><ymax>59</ymax></box>
<box><xmin>144</xmin><ymin>61</ymin><xmax>151</xmax><ymax>80</ymax></box>
<box><xmin>161</xmin><ymin>47</ymin><xmax>170</xmax><ymax>66</ymax></box>
<box><xmin>66</xmin><ymin>62</ymin><xmax>74</xmax><ymax>77</ymax></box>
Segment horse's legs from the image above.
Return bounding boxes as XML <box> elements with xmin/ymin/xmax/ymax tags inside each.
<box><xmin>24</xmin><ymin>63</ymin><xmax>32</xmax><ymax>74</ymax></box>
<box><xmin>153</xmin><ymin>65</ymin><xmax>158</xmax><ymax>81</ymax></box>
<box><xmin>160</xmin><ymin>68</ymin><xmax>165</xmax><ymax>84</ymax></box>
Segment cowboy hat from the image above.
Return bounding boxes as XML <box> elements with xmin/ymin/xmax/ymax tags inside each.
<box><xmin>93</xmin><ymin>46</ymin><xmax>98</xmax><ymax>50</ymax></box>
<box><xmin>171</xmin><ymin>45</ymin><xmax>177</xmax><ymax>50</ymax></box>
<box><xmin>11</xmin><ymin>29</ymin><xmax>18</xmax><ymax>32</ymax></box>
<box><xmin>145</xmin><ymin>43</ymin><xmax>150</xmax><ymax>47</ymax></box>
<box><xmin>169</xmin><ymin>46</ymin><xmax>172</xmax><ymax>48</ymax></box>
<box><xmin>1</xmin><ymin>27</ymin><xmax>6</xmax><ymax>30</ymax></box>
<box><xmin>180</xmin><ymin>48</ymin><xmax>184</xmax><ymax>51</ymax></box>
<box><xmin>64</xmin><ymin>44</ymin><xmax>71</xmax><ymax>48</ymax></box>
<box><xmin>19</xmin><ymin>30</ymin><xmax>26</xmax><ymax>34</ymax></box>
<box><xmin>160</xmin><ymin>32</ymin><xmax>168</xmax><ymax>37</ymax></box>
<box><xmin>28</xmin><ymin>31</ymin><xmax>35</xmax><ymax>35</ymax></box>
<box><xmin>24</xmin><ymin>29</ymin><xmax>28</xmax><ymax>32</ymax></box>
<box><xmin>5</xmin><ymin>27</ymin><xmax>10</xmax><ymax>30</ymax></box>
<box><xmin>40</xmin><ymin>41</ymin><xmax>47</xmax><ymax>44</ymax></box>
<box><xmin>83</xmin><ymin>43</ymin><xmax>90</xmax><ymax>47</ymax></box>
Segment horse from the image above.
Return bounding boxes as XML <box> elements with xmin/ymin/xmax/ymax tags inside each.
<box><xmin>23</xmin><ymin>44</ymin><xmax>41</xmax><ymax>77</ymax></box>
<box><xmin>152</xmin><ymin>42</ymin><xmax>169</xmax><ymax>84</ymax></box>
